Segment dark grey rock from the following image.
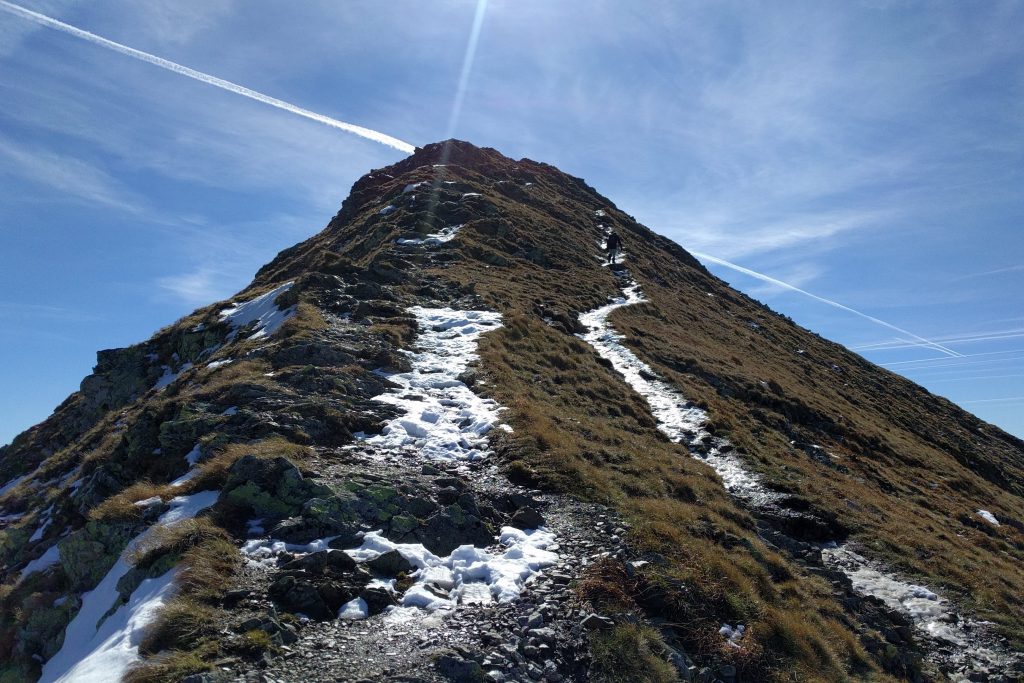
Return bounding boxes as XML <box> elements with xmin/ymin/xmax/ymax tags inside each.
<box><xmin>436</xmin><ymin>651</ymin><xmax>486</xmax><ymax>682</ymax></box>
<box><xmin>511</xmin><ymin>507</ymin><xmax>545</xmax><ymax>529</ymax></box>
<box><xmin>366</xmin><ymin>549</ymin><xmax>413</xmax><ymax>575</ymax></box>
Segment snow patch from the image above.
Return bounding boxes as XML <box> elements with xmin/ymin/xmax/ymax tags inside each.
<box><xmin>30</xmin><ymin>505</ymin><xmax>54</xmax><ymax>542</ymax></box>
<box><xmin>360</xmin><ymin>308</ymin><xmax>505</xmax><ymax>462</ymax></box>
<box><xmin>21</xmin><ymin>544</ymin><xmax>60</xmax><ymax>578</ymax></box>
<box><xmin>185</xmin><ymin>444</ymin><xmax>202</xmax><ymax>467</ymax></box>
<box><xmin>720</xmin><ymin>623</ymin><xmax>745</xmax><ymax>648</ymax></box>
<box><xmin>338</xmin><ymin>597</ymin><xmax>369</xmax><ymax>620</ymax></box>
<box><xmin>244</xmin><ymin>526</ymin><xmax>557</xmax><ymax>612</ymax></box>
<box><xmin>40</xmin><ymin>491</ymin><xmax>219</xmax><ymax>683</ymax></box>
<box><xmin>396</xmin><ymin>224</ymin><xmax>463</xmax><ymax>246</ymax></box>
<box><xmin>207</xmin><ymin>358</ymin><xmax>233</xmax><ymax>369</ymax></box>
<box><xmin>0</xmin><ymin>474</ymin><xmax>28</xmax><ymax>496</ymax></box>
<box><xmin>977</xmin><ymin>509</ymin><xmax>1000</xmax><ymax>526</ymax></box>
<box><xmin>379</xmin><ymin>204</ymin><xmax>396</xmax><ymax>215</ymax></box>
<box><xmin>43</xmin><ymin>568</ymin><xmax>180</xmax><ymax>683</ymax></box>
<box><xmin>153</xmin><ymin>363</ymin><xmax>192</xmax><ymax>391</ymax></box>
<box><xmin>219</xmin><ymin>281</ymin><xmax>295</xmax><ymax>340</ymax></box>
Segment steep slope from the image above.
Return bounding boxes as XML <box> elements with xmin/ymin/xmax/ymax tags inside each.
<box><xmin>0</xmin><ymin>140</ymin><xmax>1021</xmax><ymax>683</ymax></box>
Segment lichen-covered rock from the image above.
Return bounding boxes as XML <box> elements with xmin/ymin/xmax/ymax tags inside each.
<box><xmin>58</xmin><ymin>520</ymin><xmax>136</xmax><ymax>591</ymax></box>
<box><xmin>0</xmin><ymin>526</ymin><xmax>31</xmax><ymax>568</ymax></box>
<box><xmin>366</xmin><ymin>549</ymin><xmax>412</xmax><ymax>576</ymax></box>
<box><xmin>72</xmin><ymin>466</ymin><xmax>127</xmax><ymax>517</ymax></box>
<box><xmin>268</xmin><ymin>555</ymin><xmax>371</xmax><ymax>620</ymax></box>
<box><xmin>115</xmin><ymin>548</ymin><xmax>180</xmax><ymax>602</ymax></box>
<box><xmin>16</xmin><ymin>599</ymin><xmax>77</xmax><ymax>662</ymax></box>
<box><xmin>222</xmin><ymin>455</ymin><xmax>331</xmax><ymax>519</ymax></box>
<box><xmin>158</xmin><ymin>412</ymin><xmax>221</xmax><ymax>456</ymax></box>
<box><xmin>79</xmin><ymin>346</ymin><xmax>152</xmax><ymax>422</ymax></box>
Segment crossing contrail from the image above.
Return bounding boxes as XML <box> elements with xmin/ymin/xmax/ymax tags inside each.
<box><xmin>691</xmin><ymin>251</ymin><xmax>964</xmax><ymax>358</ymax></box>
<box><xmin>0</xmin><ymin>1</ymin><xmax>416</xmax><ymax>154</ymax></box>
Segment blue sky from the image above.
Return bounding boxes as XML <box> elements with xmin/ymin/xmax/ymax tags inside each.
<box><xmin>1</xmin><ymin>0</ymin><xmax>1021</xmax><ymax>445</ymax></box>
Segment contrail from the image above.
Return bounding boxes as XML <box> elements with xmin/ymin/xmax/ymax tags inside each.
<box><xmin>853</xmin><ymin>329</ymin><xmax>1024</xmax><ymax>351</ymax></box>
<box><xmin>0</xmin><ymin>1</ymin><xmax>416</xmax><ymax>154</ymax></box>
<box><xmin>961</xmin><ymin>396</ymin><xmax>1024</xmax><ymax>404</ymax></box>
<box><xmin>882</xmin><ymin>349</ymin><xmax>1024</xmax><ymax>368</ymax></box>
<box><xmin>691</xmin><ymin>251</ymin><xmax>964</xmax><ymax>358</ymax></box>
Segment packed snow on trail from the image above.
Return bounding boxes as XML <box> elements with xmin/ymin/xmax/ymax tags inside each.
<box><xmin>314</xmin><ymin>305</ymin><xmax>557</xmax><ymax>621</ymax></box>
<box><xmin>242</xmin><ymin>526</ymin><xmax>558</xmax><ymax>618</ymax></box>
<box><xmin>40</xmin><ymin>491</ymin><xmax>219</xmax><ymax>683</ymax></box>
<box><xmin>578</xmin><ymin>279</ymin><xmax>777</xmax><ymax>507</ymax></box>
<box><xmin>220</xmin><ymin>281</ymin><xmax>295</xmax><ymax>340</ymax></box>
<box><xmin>822</xmin><ymin>544</ymin><xmax>1017</xmax><ymax>674</ymax></box>
<box><xmin>359</xmin><ymin>307</ymin><xmax>508</xmax><ymax>462</ymax></box>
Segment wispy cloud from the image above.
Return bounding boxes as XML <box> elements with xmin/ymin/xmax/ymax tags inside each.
<box><xmin>155</xmin><ymin>269</ymin><xmax>223</xmax><ymax>307</ymax></box>
<box><xmin>0</xmin><ymin>301</ymin><xmax>103</xmax><ymax>322</ymax></box>
<box><xmin>152</xmin><ymin>212</ymin><xmax>318</xmax><ymax>306</ymax></box>
<box><xmin>0</xmin><ymin>138</ymin><xmax>142</xmax><ymax>211</ymax></box>
<box><xmin>650</xmin><ymin>208</ymin><xmax>892</xmax><ymax>262</ymax></box>
<box><xmin>882</xmin><ymin>349</ymin><xmax>1024</xmax><ymax>368</ymax></box>
<box><xmin>0</xmin><ymin>0</ymin><xmax>416</xmax><ymax>153</ymax></box>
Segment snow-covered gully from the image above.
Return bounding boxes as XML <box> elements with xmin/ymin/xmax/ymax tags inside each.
<box><xmin>579</xmin><ymin>233</ymin><xmax>777</xmax><ymax>507</ymax></box>
<box><xmin>359</xmin><ymin>307</ymin><xmax>508</xmax><ymax>463</ymax></box>
<box><xmin>581</xmin><ymin>220</ymin><xmax>1019</xmax><ymax>680</ymax></box>
<box><xmin>237</xmin><ymin>303</ymin><xmax>621</xmax><ymax>682</ymax></box>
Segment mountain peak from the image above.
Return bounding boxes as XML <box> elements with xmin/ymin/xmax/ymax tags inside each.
<box><xmin>1</xmin><ymin>142</ymin><xmax>1022</xmax><ymax>683</ymax></box>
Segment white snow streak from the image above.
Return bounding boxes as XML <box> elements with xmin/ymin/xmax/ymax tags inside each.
<box><xmin>152</xmin><ymin>362</ymin><xmax>192</xmax><ymax>390</ymax></box>
<box><xmin>578</xmin><ymin>277</ymin><xmax>776</xmax><ymax>506</ymax></box>
<box><xmin>21</xmin><ymin>543</ymin><xmax>60</xmax><ymax>578</ymax></box>
<box><xmin>821</xmin><ymin>544</ymin><xmax>1015</xmax><ymax>673</ymax></box>
<box><xmin>396</xmin><ymin>224</ymin><xmax>463</xmax><ymax>246</ymax></box>
<box><xmin>0</xmin><ymin>474</ymin><xmax>28</xmax><ymax>496</ymax></box>
<box><xmin>977</xmin><ymin>509</ymin><xmax>1000</xmax><ymax>526</ymax></box>
<box><xmin>0</xmin><ymin>1</ymin><xmax>416</xmax><ymax>154</ymax></box>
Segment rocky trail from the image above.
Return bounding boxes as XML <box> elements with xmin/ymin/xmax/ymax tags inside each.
<box><xmin>180</xmin><ymin>288</ymin><xmax>644</xmax><ymax>682</ymax></box>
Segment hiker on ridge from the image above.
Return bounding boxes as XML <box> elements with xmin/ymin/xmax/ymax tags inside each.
<box><xmin>606</xmin><ymin>231</ymin><xmax>622</xmax><ymax>264</ymax></box>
